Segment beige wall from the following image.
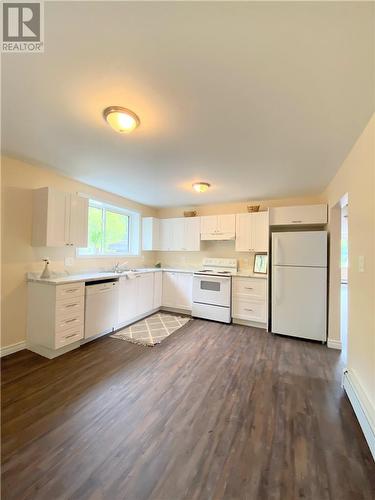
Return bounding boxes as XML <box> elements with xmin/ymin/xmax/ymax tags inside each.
<box><xmin>322</xmin><ymin>114</ymin><xmax>375</xmax><ymax>425</ymax></box>
<box><xmin>155</xmin><ymin>196</ymin><xmax>323</xmax><ymax>269</ymax></box>
<box><xmin>1</xmin><ymin>156</ymin><xmax>157</xmax><ymax>349</ymax></box>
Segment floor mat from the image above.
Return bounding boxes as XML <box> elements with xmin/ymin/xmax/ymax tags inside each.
<box><xmin>110</xmin><ymin>312</ymin><xmax>192</xmax><ymax>346</ymax></box>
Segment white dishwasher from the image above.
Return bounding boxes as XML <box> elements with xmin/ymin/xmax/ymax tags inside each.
<box><xmin>84</xmin><ymin>279</ymin><xmax>119</xmax><ymax>340</ymax></box>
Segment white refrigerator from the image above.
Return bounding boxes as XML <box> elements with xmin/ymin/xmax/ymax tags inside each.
<box><xmin>272</xmin><ymin>231</ymin><xmax>327</xmax><ymax>342</ymax></box>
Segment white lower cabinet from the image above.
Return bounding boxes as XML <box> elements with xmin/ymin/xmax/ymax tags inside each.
<box><xmin>162</xmin><ymin>271</ymin><xmax>193</xmax><ymax>310</ymax></box>
<box><xmin>153</xmin><ymin>271</ymin><xmax>163</xmax><ymax>309</ymax></box>
<box><xmin>27</xmin><ymin>282</ymin><xmax>85</xmax><ymax>358</ymax></box>
<box><xmin>232</xmin><ymin>277</ymin><xmax>267</xmax><ymax>325</ymax></box>
<box><xmin>117</xmin><ymin>272</ymin><xmax>155</xmax><ymax>327</ymax></box>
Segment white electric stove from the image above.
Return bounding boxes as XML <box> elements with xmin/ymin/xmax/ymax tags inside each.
<box><xmin>192</xmin><ymin>258</ymin><xmax>237</xmax><ymax>323</ymax></box>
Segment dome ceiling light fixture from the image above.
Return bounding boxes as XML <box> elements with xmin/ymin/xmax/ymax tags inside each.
<box><xmin>103</xmin><ymin>106</ymin><xmax>140</xmax><ymax>133</ymax></box>
<box><xmin>192</xmin><ymin>182</ymin><xmax>211</xmax><ymax>193</ymax></box>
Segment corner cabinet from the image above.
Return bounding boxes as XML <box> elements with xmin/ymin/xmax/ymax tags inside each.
<box><xmin>235</xmin><ymin>212</ymin><xmax>269</xmax><ymax>252</ymax></box>
<box><xmin>162</xmin><ymin>271</ymin><xmax>193</xmax><ymax>310</ymax></box>
<box><xmin>32</xmin><ymin>187</ymin><xmax>88</xmax><ymax>247</ymax></box>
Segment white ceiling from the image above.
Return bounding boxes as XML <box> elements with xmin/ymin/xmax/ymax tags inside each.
<box><xmin>2</xmin><ymin>2</ymin><xmax>374</xmax><ymax>207</ymax></box>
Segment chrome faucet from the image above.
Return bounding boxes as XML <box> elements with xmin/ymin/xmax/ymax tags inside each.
<box><xmin>113</xmin><ymin>261</ymin><xmax>129</xmax><ymax>273</ymax></box>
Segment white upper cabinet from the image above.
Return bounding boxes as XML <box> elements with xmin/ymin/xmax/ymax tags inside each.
<box><xmin>182</xmin><ymin>217</ymin><xmax>201</xmax><ymax>251</ymax></box>
<box><xmin>235</xmin><ymin>212</ymin><xmax>269</xmax><ymax>252</ymax></box>
<box><xmin>142</xmin><ymin>217</ymin><xmax>160</xmax><ymax>251</ymax></box>
<box><xmin>159</xmin><ymin>217</ymin><xmax>201</xmax><ymax>251</ymax></box>
<box><xmin>69</xmin><ymin>194</ymin><xmax>89</xmax><ymax>247</ymax></box>
<box><xmin>32</xmin><ymin>187</ymin><xmax>88</xmax><ymax>247</ymax></box>
<box><xmin>269</xmin><ymin>204</ymin><xmax>327</xmax><ymax>226</ymax></box>
<box><xmin>201</xmin><ymin>214</ymin><xmax>236</xmax><ymax>240</ymax></box>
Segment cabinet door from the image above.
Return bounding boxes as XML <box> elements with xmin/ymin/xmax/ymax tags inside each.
<box><xmin>162</xmin><ymin>272</ymin><xmax>178</xmax><ymax>307</ymax></box>
<box><xmin>183</xmin><ymin>218</ymin><xmax>200</xmax><ymax>251</ymax></box>
<box><xmin>118</xmin><ymin>277</ymin><xmax>138</xmax><ymax>325</ymax></box>
<box><xmin>235</xmin><ymin>214</ymin><xmax>251</xmax><ymax>252</ymax></box>
<box><xmin>270</xmin><ymin>204</ymin><xmax>327</xmax><ymax>226</ymax></box>
<box><xmin>153</xmin><ymin>272</ymin><xmax>162</xmax><ymax>309</ymax></box>
<box><xmin>217</xmin><ymin>214</ymin><xmax>236</xmax><ymax>234</ymax></box>
<box><xmin>159</xmin><ymin>219</ymin><xmax>171</xmax><ymax>251</ymax></box>
<box><xmin>200</xmin><ymin>216</ymin><xmax>217</xmax><ymax>235</ymax></box>
<box><xmin>69</xmin><ymin>194</ymin><xmax>89</xmax><ymax>247</ymax></box>
<box><xmin>142</xmin><ymin>217</ymin><xmax>160</xmax><ymax>251</ymax></box>
<box><xmin>171</xmin><ymin>218</ymin><xmax>184</xmax><ymax>251</ymax></box>
<box><xmin>176</xmin><ymin>273</ymin><xmax>193</xmax><ymax>309</ymax></box>
<box><xmin>251</xmin><ymin>212</ymin><xmax>269</xmax><ymax>252</ymax></box>
<box><xmin>137</xmin><ymin>273</ymin><xmax>154</xmax><ymax>315</ymax></box>
<box><xmin>47</xmin><ymin>188</ymin><xmax>69</xmax><ymax>247</ymax></box>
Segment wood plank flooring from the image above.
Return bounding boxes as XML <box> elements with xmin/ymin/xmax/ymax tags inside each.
<box><xmin>1</xmin><ymin>320</ymin><xmax>374</xmax><ymax>500</ymax></box>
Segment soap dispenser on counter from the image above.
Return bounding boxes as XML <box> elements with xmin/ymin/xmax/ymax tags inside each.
<box><xmin>40</xmin><ymin>258</ymin><xmax>51</xmax><ymax>279</ymax></box>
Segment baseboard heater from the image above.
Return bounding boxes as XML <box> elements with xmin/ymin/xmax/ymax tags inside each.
<box><xmin>343</xmin><ymin>370</ymin><xmax>375</xmax><ymax>460</ymax></box>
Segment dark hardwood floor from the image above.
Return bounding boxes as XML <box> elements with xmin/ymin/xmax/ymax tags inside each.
<box><xmin>2</xmin><ymin>320</ymin><xmax>374</xmax><ymax>500</ymax></box>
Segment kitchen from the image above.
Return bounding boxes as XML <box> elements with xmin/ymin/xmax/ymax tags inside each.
<box><xmin>1</xmin><ymin>2</ymin><xmax>374</xmax><ymax>499</ymax></box>
<box><xmin>26</xmin><ymin>190</ymin><xmax>327</xmax><ymax>358</ymax></box>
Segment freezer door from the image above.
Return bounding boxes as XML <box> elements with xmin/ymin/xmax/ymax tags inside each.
<box><xmin>272</xmin><ymin>266</ymin><xmax>327</xmax><ymax>341</ymax></box>
<box><xmin>272</xmin><ymin>231</ymin><xmax>327</xmax><ymax>267</ymax></box>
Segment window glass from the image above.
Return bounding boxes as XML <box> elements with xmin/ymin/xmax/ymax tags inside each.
<box><xmin>78</xmin><ymin>200</ymin><xmax>139</xmax><ymax>257</ymax></box>
<box><xmin>104</xmin><ymin>210</ymin><xmax>129</xmax><ymax>254</ymax></box>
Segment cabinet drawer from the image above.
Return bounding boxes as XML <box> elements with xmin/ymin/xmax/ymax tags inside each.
<box><xmin>232</xmin><ymin>298</ymin><xmax>266</xmax><ymax>323</ymax></box>
<box><xmin>55</xmin><ymin>325</ymin><xmax>84</xmax><ymax>349</ymax></box>
<box><xmin>56</xmin><ymin>295</ymin><xmax>84</xmax><ymax>319</ymax></box>
<box><xmin>233</xmin><ymin>278</ymin><xmax>267</xmax><ymax>299</ymax></box>
<box><xmin>55</xmin><ymin>313</ymin><xmax>83</xmax><ymax>334</ymax></box>
<box><xmin>56</xmin><ymin>283</ymin><xmax>84</xmax><ymax>300</ymax></box>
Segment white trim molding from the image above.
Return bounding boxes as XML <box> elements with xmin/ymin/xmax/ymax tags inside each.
<box><xmin>0</xmin><ymin>341</ymin><xmax>26</xmax><ymax>357</ymax></box>
<box><xmin>327</xmin><ymin>338</ymin><xmax>342</xmax><ymax>349</ymax></box>
<box><xmin>343</xmin><ymin>369</ymin><xmax>375</xmax><ymax>460</ymax></box>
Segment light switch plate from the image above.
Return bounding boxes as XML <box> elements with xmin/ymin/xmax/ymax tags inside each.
<box><xmin>358</xmin><ymin>255</ymin><xmax>365</xmax><ymax>273</ymax></box>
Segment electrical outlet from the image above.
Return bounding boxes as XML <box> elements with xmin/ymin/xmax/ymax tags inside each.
<box><xmin>65</xmin><ymin>256</ymin><xmax>74</xmax><ymax>267</ymax></box>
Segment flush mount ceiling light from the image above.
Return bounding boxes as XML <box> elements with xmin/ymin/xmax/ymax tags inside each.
<box><xmin>192</xmin><ymin>182</ymin><xmax>211</xmax><ymax>193</ymax></box>
<box><xmin>103</xmin><ymin>106</ymin><xmax>140</xmax><ymax>133</ymax></box>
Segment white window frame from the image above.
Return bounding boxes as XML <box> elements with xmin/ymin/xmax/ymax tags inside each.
<box><xmin>77</xmin><ymin>198</ymin><xmax>140</xmax><ymax>258</ymax></box>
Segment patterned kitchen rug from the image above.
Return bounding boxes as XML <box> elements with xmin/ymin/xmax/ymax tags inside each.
<box><xmin>110</xmin><ymin>313</ymin><xmax>192</xmax><ymax>346</ymax></box>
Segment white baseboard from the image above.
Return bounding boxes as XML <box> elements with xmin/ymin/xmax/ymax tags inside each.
<box><xmin>0</xmin><ymin>341</ymin><xmax>26</xmax><ymax>357</ymax></box>
<box><xmin>327</xmin><ymin>338</ymin><xmax>342</xmax><ymax>349</ymax></box>
<box><xmin>343</xmin><ymin>369</ymin><xmax>375</xmax><ymax>460</ymax></box>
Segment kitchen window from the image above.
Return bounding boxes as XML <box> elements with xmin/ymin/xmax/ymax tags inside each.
<box><xmin>77</xmin><ymin>199</ymin><xmax>140</xmax><ymax>257</ymax></box>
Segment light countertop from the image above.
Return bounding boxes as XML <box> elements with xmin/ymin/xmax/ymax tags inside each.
<box><xmin>27</xmin><ymin>267</ymin><xmax>267</xmax><ymax>285</ymax></box>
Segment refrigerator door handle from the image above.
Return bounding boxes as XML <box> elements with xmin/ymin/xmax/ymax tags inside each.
<box><xmin>274</xmin><ymin>235</ymin><xmax>281</xmax><ymax>265</ymax></box>
<box><xmin>275</xmin><ymin>267</ymin><xmax>282</xmax><ymax>305</ymax></box>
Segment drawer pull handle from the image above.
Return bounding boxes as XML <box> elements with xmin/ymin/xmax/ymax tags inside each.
<box><xmin>245</xmin><ymin>308</ymin><xmax>253</xmax><ymax>311</ymax></box>
<box><xmin>65</xmin><ymin>303</ymin><xmax>78</xmax><ymax>308</ymax></box>
<box><xmin>292</xmin><ymin>220</ymin><xmax>302</xmax><ymax>224</ymax></box>
<box><xmin>244</xmin><ymin>287</ymin><xmax>253</xmax><ymax>290</ymax></box>
<box><xmin>65</xmin><ymin>289</ymin><xmax>78</xmax><ymax>293</ymax></box>
<box><xmin>65</xmin><ymin>318</ymin><xmax>77</xmax><ymax>324</ymax></box>
<box><xmin>65</xmin><ymin>333</ymin><xmax>78</xmax><ymax>339</ymax></box>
